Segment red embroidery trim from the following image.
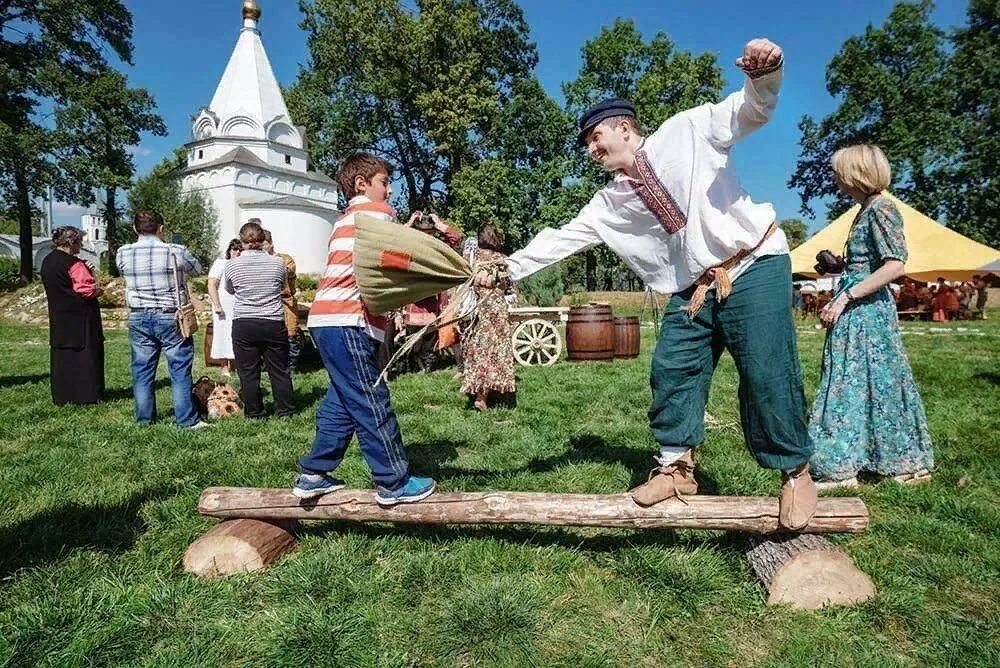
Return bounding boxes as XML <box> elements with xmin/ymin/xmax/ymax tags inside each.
<box><xmin>631</xmin><ymin>150</ymin><xmax>687</xmax><ymax>234</ymax></box>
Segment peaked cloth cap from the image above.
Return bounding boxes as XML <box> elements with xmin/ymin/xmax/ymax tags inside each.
<box><xmin>577</xmin><ymin>98</ymin><xmax>637</xmax><ymax>145</ymax></box>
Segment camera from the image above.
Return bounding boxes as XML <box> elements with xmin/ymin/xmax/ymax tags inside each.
<box><xmin>814</xmin><ymin>250</ymin><xmax>845</xmax><ymax>276</ymax></box>
<box><xmin>412</xmin><ymin>211</ymin><xmax>435</xmax><ymax>231</ymax></box>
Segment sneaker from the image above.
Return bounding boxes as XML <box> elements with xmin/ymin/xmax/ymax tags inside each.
<box><xmin>814</xmin><ymin>476</ymin><xmax>860</xmax><ymax>492</ymax></box>
<box><xmin>630</xmin><ymin>450</ymin><xmax>698</xmax><ymax>506</ymax></box>
<box><xmin>185</xmin><ymin>421</ymin><xmax>212</xmax><ymax>430</ymax></box>
<box><xmin>891</xmin><ymin>469</ymin><xmax>932</xmax><ymax>486</ymax></box>
<box><xmin>779</xmin><ymin>463</ymin><xmax>818</xmax><ymax>531</ymax></box>
<box><xmin>374</xmin><ymin>475</ymin><xmax>437</xmax><ymax>506</ymax></box>
<box><xmin>292</xmin><ymin>473</ymin><xmax>346</xmax><ymax>499</ymax></box>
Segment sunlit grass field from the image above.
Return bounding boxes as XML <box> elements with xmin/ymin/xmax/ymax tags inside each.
<box><xmin>1</xmin><ymin>313</ymin><xmax>997</xmax><ymax>666</ymax></box>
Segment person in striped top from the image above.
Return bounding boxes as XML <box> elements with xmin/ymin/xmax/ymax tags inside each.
<box><xmin>224</xmin><ymin>220</ymin><xmax>295</xmax><ymax>419</ymax></box>
<box><xmin>293</xmin><ymin>152</ymin><xmax>436</xmax><ymax>505</ymax></box>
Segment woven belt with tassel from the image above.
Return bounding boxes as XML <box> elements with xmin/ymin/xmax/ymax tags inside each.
<box><xmin>683</xmin><ymin>222</ymin><xmax>778</xmax><ymax>318</ymax></box>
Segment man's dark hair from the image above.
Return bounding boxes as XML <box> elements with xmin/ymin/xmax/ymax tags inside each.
<box><xmin>336</xmin><ymin>152</ymin><xmax>393</xmax><ymax>199</ymax></box>
<box><xmin>477</xmin><ymin>222</ymin><xmax>505</xmax><ymax>253</ymax></box>
<box><xmin>239</xmin><ymin>220</ymin><xmax>266</xmax><ymax>251</ymax></box>
<box><xmin>134</xmin><ymin>210</ymin><xmax>164</xmax><ymax>235</ymax></box>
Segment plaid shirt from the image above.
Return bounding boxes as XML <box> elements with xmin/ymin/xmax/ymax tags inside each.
<box><xmin>116</xmin><ymin>235</ymin><xmax>203</xmax><ymax>309</ymax></box>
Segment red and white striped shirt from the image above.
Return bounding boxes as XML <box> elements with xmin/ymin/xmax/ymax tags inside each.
<box><xmin>307</xmin><ymin>195</ymin><xmax>392</xmax><ymax>340</ymax></box>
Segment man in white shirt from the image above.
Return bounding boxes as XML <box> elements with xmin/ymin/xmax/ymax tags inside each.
<box><xmin>476</xmin><ymin>38</ymin><xmax>817</xmax><ymax>530</ymax></box>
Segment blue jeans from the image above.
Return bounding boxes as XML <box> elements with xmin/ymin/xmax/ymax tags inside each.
<box><xmin>128</xmin><ymin>311</ymin><xmax>199</xmax><ymax>427</ymax></box>
<box><xmin>299</xmin><ymin>326</ymin><xmax>409</xmax><ymax>490</ymax></box>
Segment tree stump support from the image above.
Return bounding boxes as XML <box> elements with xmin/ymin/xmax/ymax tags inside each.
<box><xmin>184</xmin><ymin>518</ymin><xmax>299</xmax><ymax>579</ymax></box>
<box><xmin>745</xmin><ymin>533</ymin><xmax>876</xmax><ymax>609</ymax></box>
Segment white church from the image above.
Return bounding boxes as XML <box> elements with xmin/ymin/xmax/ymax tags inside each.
<box><xmin>180</xmin><ymin>0</ymin><xmax>339</xmax><ymax>274</ymax></box>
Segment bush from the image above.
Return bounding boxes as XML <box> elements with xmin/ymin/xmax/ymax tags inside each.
<box><xmin>0</xmin><ymin>258</ymin><xmax>24</xmax><ymax>291</ymax></box>
<box><xmin>189</xmin><ymin>277</ymin><xmax>208</xmax><ymax>295</ymax></box>
<box><xmin>296</xmin><ymin>275</ymin><xmax>318</xmax><ymax>291</ymax></box>
<box><xmin>518</xmin><ymin>264</ymin><xmax>565</xmax><ymax>307</ymax></box>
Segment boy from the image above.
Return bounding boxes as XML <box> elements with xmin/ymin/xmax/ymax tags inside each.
<box><xmin>293</xmin><ymin>152</ymin><xmax>436</xmax><ymax>505</ymax></box>
<box><xmin>475</xmin><ymin>38</ymin><xmax>818</xmax><ymax>530</ymax></box>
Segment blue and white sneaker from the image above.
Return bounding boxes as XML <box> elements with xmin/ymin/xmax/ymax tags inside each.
<box><xmin>374</xmin><ymin>475</ymin><xmax>437</xmax><ymax>506</ymax></box>
<box><xmin>292</xmin><ymin>473</ymin><xmax>346</xmax><ymax>499</ymax></box>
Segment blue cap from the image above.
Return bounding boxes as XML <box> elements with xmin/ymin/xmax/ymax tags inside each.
<box><xmin>577</xmin><ymin>98</ymin><xmax>637</xmax><ymax>146</ymax></box>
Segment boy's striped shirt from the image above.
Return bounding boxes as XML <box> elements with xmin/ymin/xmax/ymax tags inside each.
<box><xmin>307</xmin><ymin>195</ymin><xmax>391</xmax><ymax>340</ymax></box>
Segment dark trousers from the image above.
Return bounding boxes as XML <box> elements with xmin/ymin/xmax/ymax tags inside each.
<box><xmin>649</xmin><ymin>254</ymin><xmax>813</xmax><ymax>470</ymax></box>
<box><xmin>232</xmin><ymin>318</ymin><xmax>294</xmax><ymax>418</ymax></box>
<box><xmin>299</xmin><ymin>326</ymin><xmax>409</xmax><ymax>491</ymax></box>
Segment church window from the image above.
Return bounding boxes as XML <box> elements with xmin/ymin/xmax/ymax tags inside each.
<box><xmin>198</xmin><ymin>150</ymin><xmax>204</xmax><ymax>159</ymax></box>
<box><xmin>284</xmin><ymin>154</ymin><xmax>291</xmax><ymax>165</ymax></box>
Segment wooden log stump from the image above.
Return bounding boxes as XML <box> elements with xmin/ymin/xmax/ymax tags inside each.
<box><xmin>745</xmin><ymin>533</ymin><xmax>876</xmax><ymax>609</ymax></box>
<box><xmin>184</xmin><ymin>518</ymin><xmax>298</xmax><ymax>579</ymax></box>
<box><xmin>198</xmin><ymin>487</ymin><xmax>869</xmax><ymax>534</ymax></box>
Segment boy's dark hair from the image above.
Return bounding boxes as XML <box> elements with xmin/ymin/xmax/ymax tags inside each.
<box><xmin>336</xmin><ymin>152</ymin><xmax>393</xmax><ymax>199</ymax></box>
<box><xmin>240</xmin><ymin>220</ymin><xmax>266</xmax><ymax>251</ymax></box>
<box><xmin>477</xmin><ymin>222</ymin><xmax>504</xmax><ymax>253</ymax></box>
<box><xmin>134</xmin><ymin>210</ymin><xmax>164</xmax><ymax>235</ymax></box>
<box><xmin>225</xmin><ymin>238</ymin><xmax>242</xmax><ymax>259</ymax></box>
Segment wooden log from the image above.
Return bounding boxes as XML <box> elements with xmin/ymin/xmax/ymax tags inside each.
<box><xmin>198</xmin><ymin>488</ymin><xmax>869</xmax><ymax>534</ymax></box>
<box><xmin>745</xmin><ymin>533</ymin><xmax>876</xmax><ymax>609</ymax></box>
<box><xmin>183</xmin><ymin>518</ymin><xmax>298</xmax><ymax>579</ymax></box>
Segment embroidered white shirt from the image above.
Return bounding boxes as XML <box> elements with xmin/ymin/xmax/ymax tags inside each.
<box><xmin>506</xmin><ymin>67</ymin><xmax>789</xmax><ymax>294</ymax></box>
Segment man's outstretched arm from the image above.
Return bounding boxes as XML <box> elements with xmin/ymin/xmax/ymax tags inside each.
<box><xmin>700</xmin><ymin>38</ymin><xmax>784</xmax><ymax>149</ymax></box>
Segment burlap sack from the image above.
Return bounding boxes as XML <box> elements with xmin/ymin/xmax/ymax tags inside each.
<box><xmin>353</xmin><ymin>214</ymin><xmax>472</xmax><ymax>315</ymax></box>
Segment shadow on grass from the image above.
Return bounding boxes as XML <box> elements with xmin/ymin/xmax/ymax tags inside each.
<box><xmin>104</xmin><ymin>378</ymin><xmax>170</xmax><ymax>401</ymax></box>
<box><xmin>409</xmin><ymin>433</ymin><xmax>720</xmax><ymax>494</ymax></box>
<box><xmin>972</xmin><ymin>371</ymin><xmax>1000</xmax><ymax>386</ymax></box>
<box><xmin>0</xmin><ymin>486</ymin><xmax>174</xmax><ymax>578</ymax></box>
<box><xmin>0</xmin><ymin>373</ymin><xmax>49</xmax><ymax>389</ymax></box>
<box><xmin>296</xmin><ymin>517</ymin><xmax>745</xmax><ymax>556</ymax></box>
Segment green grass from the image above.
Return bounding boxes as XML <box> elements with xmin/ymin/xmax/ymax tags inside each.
<box><xmin>1</xmin><ymin>313</ymin><xmax>998</xmax><ymax>667</ymax></box>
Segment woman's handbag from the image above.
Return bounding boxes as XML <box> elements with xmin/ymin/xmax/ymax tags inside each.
<box><xmin>171</xmin><ymin>252</ymin><xmax>199</xmax><ymax>338</ymax></box>
<box><xmin>814</xmin><ymin>250</ymin><xmax>845</xmax><ymax>276</ymax></box>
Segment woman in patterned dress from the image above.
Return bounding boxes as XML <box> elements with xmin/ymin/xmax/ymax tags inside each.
<box><xmin>460</xmin><ymin>223</ymin><xmax>516</xmax><ymax>411</ymax></box>
<box><xmin>809</xmin><ymin>144</ymin><xmax>934</xmax><ymax>488</ymax></box>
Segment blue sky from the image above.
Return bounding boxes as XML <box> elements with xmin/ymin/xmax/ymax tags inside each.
<box><xmin>54</xmin><ymin>0</ymin><xmax>968</xmax><ymax>230</ymax></box>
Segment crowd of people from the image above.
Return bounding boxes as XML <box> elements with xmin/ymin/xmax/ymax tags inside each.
<box><xmin>39</xmin><ymin>37</ymin><xmax>979</xmax><ymax>530</ymax></box>
<box><xmin>795</xmin><ymin>275</ymin><xmax>989</xmax><ymax>322</ymax></box>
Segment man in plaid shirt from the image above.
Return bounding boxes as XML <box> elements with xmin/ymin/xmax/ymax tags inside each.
<box><xmin>116</xmin><ymin>210</ymin><xmax>207</xmax><ymax>428</ymax></box>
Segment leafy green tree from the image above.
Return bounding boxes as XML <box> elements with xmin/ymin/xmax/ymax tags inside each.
<box><xmin>0</xmin><ymin>0</ymin><xmax>134</xmax><ymax>282</ymax></box>
<box><xmin>939</xmin><ymin>0</ymin><xmax>1000</xmax><ymax>247</ymax></box>
<box><xmin>789</xmin><ymin>1</ymin><xmax>955</xmax><ymax>221</ymax></box>
<box><xmin>55</xmin><ymin>68</ymin><xmax>166</xmax><ymax>274</ymax></box>
<box><xmin>127</xmin><ymin>153</ymin><xmax>219</xmax><ymax>268</ymax></box>
<box><xmin>287</xmin><ymin>0</ymin><xmax>538</xmax><ymax>211</ymax></box>
<box><xmin>779</xmin><ymin>218</ymin><xmax>809</xmax><ymax>249</ymax></box>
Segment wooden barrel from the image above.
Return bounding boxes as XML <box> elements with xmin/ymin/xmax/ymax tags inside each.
<box><xmin>566</xmin><ymin>304</ymin><xmax>615</xmax><ymax>361</ymax></box>
<box><xmin>204</xmin><ymin>322</ymin><xmax>224</xmax><ymax>367</ymax></box>
<box><xmin>614</xmin><ymin>316</ymin><xmax>640</xmax><ymax>358</ymax></box>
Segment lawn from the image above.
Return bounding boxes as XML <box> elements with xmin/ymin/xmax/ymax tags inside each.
<box><xmin>1</xmin><ymin>313</ymin><xmax>998</xmax><ymax>667</ymax></box>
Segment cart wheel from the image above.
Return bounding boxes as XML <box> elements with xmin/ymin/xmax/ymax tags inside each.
<box><xmin>512</xmin><ymin>318</ymin><xmax>561</xmax><ymax>367</ymax></box>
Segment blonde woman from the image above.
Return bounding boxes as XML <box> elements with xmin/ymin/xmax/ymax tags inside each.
<box><xmin>809</xmin><ymin>144</ymin><xmax>933</xmax><ymax>488</ymax></box>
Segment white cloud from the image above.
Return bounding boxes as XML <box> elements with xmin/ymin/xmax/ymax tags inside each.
<box><xmin>127</xmin><ymin>145</ymin><xmax>153</xmax><ymax>157</ymax></box>
<box><xmin>52</xmin><ymin>201</ymin><xmax>93</xmax><ymax>217</ymax></box>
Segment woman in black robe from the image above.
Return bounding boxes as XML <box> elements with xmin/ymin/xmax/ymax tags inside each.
<box><xmin>40</xmin><ymin>226</ymin><xmax>105</xmax><ymax>405</ymax></box>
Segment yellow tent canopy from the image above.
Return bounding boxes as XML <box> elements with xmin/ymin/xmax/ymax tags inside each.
<box><xmin>790</xmin><ymin>193</ymin><xmax>1000</xmax><ymax>282</ymax></box>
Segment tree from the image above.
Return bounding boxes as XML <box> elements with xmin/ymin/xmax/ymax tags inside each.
<box><xmin>788</xmin><ymin>1</ymin><xmax>955</xmax><ymax>221</ymax></box>
<box><xmin>560</xmin><ymin>19</ymin><xmax>723</xmax><ymax>289</ymax></box>
<box><xmin>0</xmin><ymin>0</ymin><xmax>134</xmax><ymax>282</ymax></box>
<box><xmin>55</xmin><ymin>69</ymin><xmax>166</xmax><ymax>275</ymax></box>
<box><xmin>287</xmin><ymin>0</ymin><xmax>539</xmax><ymax>211</ymax></box>
<box><xmin>939</xmin><ymin>0</ymin><xmax>1000</xmax><ymax>247</ymax></box>
<box><xmin>779</xmin><ymin>218</ymin><xmax>808</xmax><ymax>249</ymax></box>
<box><xmin>127</xmin><ymin>153</ymin><xmax>219</xmax><ymax>268</ymax></box>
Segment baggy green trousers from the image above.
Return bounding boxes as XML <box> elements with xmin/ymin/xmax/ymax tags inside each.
<box><xmin>648</xmin><ymin>253</ymin><xmax>814</xmax><ymax>470</ymax></box>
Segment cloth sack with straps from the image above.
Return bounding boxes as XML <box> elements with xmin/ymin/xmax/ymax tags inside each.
<box><xmin>170</xmin><ymin>252</ymin><xmax>199</xmax><ymax>338</ymax></box>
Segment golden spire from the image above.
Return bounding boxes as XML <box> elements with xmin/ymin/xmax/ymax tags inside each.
<box><xmin>242</xmin><ymin>0</ymin><xmax>261</xmax><ymax>21</ymax></box>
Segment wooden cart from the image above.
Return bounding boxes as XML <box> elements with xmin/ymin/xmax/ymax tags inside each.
<box><xmin>507</xmin><ymin>306</ymin><xmax>569</xmax><ymax>367</ymax></box>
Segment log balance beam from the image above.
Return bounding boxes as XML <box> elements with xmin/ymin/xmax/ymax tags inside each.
<box><xmin>197</xmin><ymin>487</ymin><xmax>869</xmax><ymax>534</ymax></box>
<box><xmin>186</xmin><ymin>488</ymin><xmax>876</xmax><ymax>608</ymax></box>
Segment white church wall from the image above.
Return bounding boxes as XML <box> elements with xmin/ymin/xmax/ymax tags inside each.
<box><xmin>239</xmin><ymin>204</ymin><xmax>337</xmax><ymax>274</ymax></box>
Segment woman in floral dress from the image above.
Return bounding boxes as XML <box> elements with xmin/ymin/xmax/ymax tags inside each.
<box><xmin>810</xmin><ymin>144</ymin><xmax>934</xmax><ymax>488</ymax></box>
<box><xmin>461</xmin><ymin>223</ymin><xmax>516</xmax><ymax>410</ymax></box>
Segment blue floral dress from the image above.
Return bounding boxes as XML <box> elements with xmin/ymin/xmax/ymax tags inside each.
<box><xmin>808</xmin><ymin>195</ymin><xmax>934</xmax><ymax>481</ymax></box>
